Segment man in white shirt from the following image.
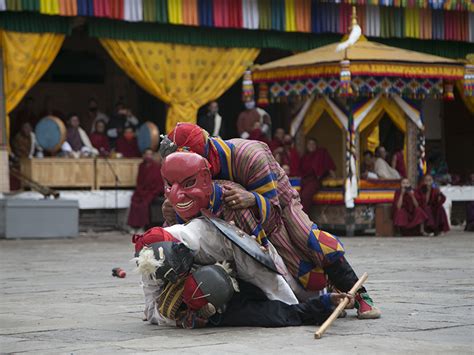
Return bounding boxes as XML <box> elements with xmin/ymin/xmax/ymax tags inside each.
<box><xmin>374</xmin><ymin>146</ymin><xmax>401</xmax><ymax>179</ymax></box>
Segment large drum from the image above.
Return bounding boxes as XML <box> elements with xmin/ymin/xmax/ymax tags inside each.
<box><xmin>35</xmin><ymin>116</ymin><xmax>66</xmax><ymax>153</ymax></box>
<box><xmin>137</xmin><ymin>121</ymin><xmax>160</xmax><ymax>153</ymax></box>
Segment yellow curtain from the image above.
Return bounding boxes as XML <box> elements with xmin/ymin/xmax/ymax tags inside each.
<box><xmin>456</xmin><ymin>80</ymin><xmax>474</xmax><ymax>115</ymax></box>
<box><xmin>358</xmin><ymin>97</ymin><xmax>407</xmax><ymax>160</ymax></box>
<box><xmin>100</xmin><ymin>39</ymin><xmax>259</xmax><ymax>132</ymax></box>
<box><xmin>302</xmin><ymin>98</ymin><xmax>344</xmax><ymax>135</ymax></box>
<box><xmin>365</xmin><ymin>125</ymin><xmax>379</xmax><ymax>152</ymax></box>
<box><xmin>1</xmin><ymin>30</ymin><xmax>65</xmax><ymax>140</ymax></box>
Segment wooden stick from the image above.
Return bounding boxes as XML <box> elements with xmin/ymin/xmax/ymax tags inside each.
<box><xmin>314</xmin><ymin>272</ymin><xmax>368</xmax><ymax>339</ymax></box>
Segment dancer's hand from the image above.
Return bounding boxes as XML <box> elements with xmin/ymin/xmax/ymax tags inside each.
<box><xmin>162</xmin><ymin>198</ymin><xmax>177</xmax><ymax>225</ymax></box>
<box><xmin>330</xmin><ymin>293</ymin><xmax>355</xmax><ymax>309</ymax></box>
<box><xmin>223</xmin><ymin>187</ymin><xmax>256</xmax><ymax>209</ymax></box>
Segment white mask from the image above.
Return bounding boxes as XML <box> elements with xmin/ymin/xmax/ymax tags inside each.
<box><xmin>245</xmin><ymin>101</ymin><xmax>255</xmax><ymax>110</ymax></box>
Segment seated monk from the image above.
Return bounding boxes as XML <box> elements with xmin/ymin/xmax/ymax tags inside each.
<box><xmin>12</xmin><ymin>122</ymin><xmax>42</xmax><ymax>159</ymax></box>
<box><xmin>116</xmin><ymin>127</ymin><xmax>141</xmax><ymax>158</ymax></box>
<box><xmin>392</xmin><ymin>178</ymin><xmax>428</xmax><ymax>236</ymax></box>
<box><xmin>127</xmin><ymin>149</ymin><xmax>164</xmax><ymax>231</ymax></box>
<box><xmin>89</xmin><ymin>119</ymin><xmax>110</xmax><ymax>156</ymax></box>
<box><xmin>360</xmin><ymin>150</ymin><xmax>378</xmax><ymax>179</ymax></box>
<box><xmin>374</xmin><ymin>146</ymin><xmax>400</xmax><ymax>179</ymax></box>
<box><xmin>279</xmin><ymin>134</ymin><xmax>300</xmax><ymax>177</ymax></box>
<box><xmin>416</xmin><ymin>174</ymin><xmax>450</xmax><ymax>235</ymax></box>
<box><xmin>247</xmin><ymin>121</ymin><xmax>269</xmax><ymax>144</ymax></box>
<box><xmin>268</xmin><ymin>128</ymin><xmax>285</xmax><ymax>152</ymax></box>
<box><xmin>299</xmin><ymin>138</ymin><xmax>336</xmax><ymax>214</ymax></box>
<box><xmin>391</xmin><ymin>147</ymin><xmax>407</xmax><ymax>178</ymax></box>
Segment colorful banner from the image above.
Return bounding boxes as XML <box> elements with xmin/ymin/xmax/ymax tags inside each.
<box><xmin>267</xmin><ymin>76</ymin><xmax>445</xmax><ymax>100</ymax></box>
<box><xmin>0</xmin><ymin>0</ymin><xmax>473</xmax><ymax>42</ymax></box>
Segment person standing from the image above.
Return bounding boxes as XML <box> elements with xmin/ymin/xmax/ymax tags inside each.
<box><xmin>391</xmin><ymin>146</ymin><xmax>407</xmax><ymax>178</ymax></box>
<box><xmin>299</xmin><ymin>138</ymin><xmax>336</xmax><ymax>214</ymax></box>
<box><xmin>197</xmin><ymin>101</ymin><xmax>223</xmax><ymax>137</ymax></box>
<box><xmin>88</xmin><ymin>98</ymin><xmax>109</xmax><ymax>132</ymax></box>
<box><xmin>236</xmin><ymin>100</ymin><xmax>271</xmax><ymax>140</ymax></box>
<box><xmin>127</xmin><ymin>149</ymin><xmax>164</xmax><ymax>231</ymax></box>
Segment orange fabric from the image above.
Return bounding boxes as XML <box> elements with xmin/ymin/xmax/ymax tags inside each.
<box><xmin>59</xmin><ymin>0</ymin><xmax>77</xmax><ymax>15</ymax></box>
<box><xmin>183</xmin><ymin>0</ymin><xmax>199</xmax><ymax>25</ymax></box>
<box><xmin>295</xmin><ymin>0</ymin><xmax>311</xmax><ymax>32</ymax></box>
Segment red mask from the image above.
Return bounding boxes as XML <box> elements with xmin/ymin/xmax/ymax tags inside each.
<box><xmin>161</xmin><ymin>152</ymin><xmax>212</xmax><ymax>221</ymax></box>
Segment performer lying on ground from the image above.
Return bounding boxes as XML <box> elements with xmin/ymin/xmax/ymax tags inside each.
<box><xmin>159</xmin><ymin>141</ymin><xmax>380</xmax><ymax>319</ymax></box>
<box><xmin>133</xmin><ymin>218</ymin><xmax>355</xmax><ymax>328</ymax></box>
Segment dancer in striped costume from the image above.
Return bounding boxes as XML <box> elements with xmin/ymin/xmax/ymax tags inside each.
<box><xmin>160</xmin><ymin>123</ymin><xmax>381</xmax><ymax>319</ymax></box>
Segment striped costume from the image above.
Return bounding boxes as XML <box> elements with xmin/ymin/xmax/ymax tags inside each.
<box><xmin>210</xmin><ymin>137</ymin><xmax>345</xmax><ymax>291</ymax></box>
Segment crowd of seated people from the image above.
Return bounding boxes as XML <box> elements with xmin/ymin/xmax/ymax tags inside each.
<box><xmin>10</xmin><ymin>97</ymin><xmax>143</xmax><ymax>160</ymax></box>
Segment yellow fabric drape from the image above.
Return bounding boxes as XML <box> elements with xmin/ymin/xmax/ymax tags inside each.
<box><xmin>1</xmin><ymin>30</ymin><xmax>65</xmax><ymax>140</ymax></box>
<box><xmin>285</xmin><ymin>0</ymin><xmax>297</xmax><ymax>32</ymax></box>
<box><xmin>302</xmin><ymin>98</ymin><xmax>344</xmax><ymax>135</ymax></box>
<box><xmin>358</xmin><ymin>98</ymin><xmax>406</xmax><ymax>133</ymax></box>
<box><xmin>168</xmin><ymin>0</ymin><xmax>183</xmax><ymax>24</ymax></box>
<box><xmin>358</xmin><ymin>97</ymin><xmax>407</xmax><ymax>160</ymax></box>
<box><xmin>100</xmin><ymin>39</ymin><xmax>259</xmax><ymax>132</ymax></box>
<box><xmin>456</xmin><ymin>80</ymin><xmax>474</xmax><ymax>115</ymax></box>
<box><xmin>40</xmin><ymin>0</ymin><xmax>60</xmax><ymax>15</ymax></box>
<box><xmin>366</xmin><ymin>125</ymin><xmax>379</xmax><ymax>152</ymax></box>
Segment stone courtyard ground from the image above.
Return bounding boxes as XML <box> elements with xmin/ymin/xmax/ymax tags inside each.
<box><xmin>1</xmin><ymin>228</ymin><xmax>473</xmax><ymax>354</ymax></box>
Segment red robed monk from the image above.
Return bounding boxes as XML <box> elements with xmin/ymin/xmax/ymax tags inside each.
<box><xmin>127</xmin><ymin>149</ymin><xmax>164</xmax><ymax>231</ymax></box>
<box><xmin>392</xmin><ymin>178</ymin><xmax>428</xmax><ymax>236</ymax></box>
<box><xmin>299</xmin><ymin>138</ymin><xmax>336</xmax><ymax>214</ymax></box>
<box><xmin>416</xmin><ymin>174</ymin><xmax>450</xmax><ymax>235</ymax></box>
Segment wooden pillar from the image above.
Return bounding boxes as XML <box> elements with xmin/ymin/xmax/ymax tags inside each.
<box><xmin>407</xmin><ymin>118</ymin><xmax>418</xmax><ymax>186</ymax></box>
<box><xmin>0</xmin><ymin>46</ymin><xmax>10</xmax><ymax>193</ymax></box>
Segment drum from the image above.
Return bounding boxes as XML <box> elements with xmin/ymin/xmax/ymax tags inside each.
<box><xmin>137</xmin><ymin>121</ymin><xmax>160</xmax><ymax>153</ymax></box>
<box><xmin>35</xmin><ymin>116</ymin><xmax>66</xmax><ymax>153</ymax></box>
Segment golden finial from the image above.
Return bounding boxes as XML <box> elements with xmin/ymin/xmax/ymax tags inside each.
<box><xmin>351</xmin><ymin>6</ymin><xmax>358</xmax><ymax>29</ymax></box>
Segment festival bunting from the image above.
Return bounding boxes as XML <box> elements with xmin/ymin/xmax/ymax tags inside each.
<box><xmin>0</xmin><ymin>0</ymin><xmax>472</xmax><ymax>42</ymax></box>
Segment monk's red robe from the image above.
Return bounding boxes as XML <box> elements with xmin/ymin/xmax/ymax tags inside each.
<box><xmin>393</xmin><ymin>151</ymin><xmax>407</xmax><ymax>178</ymax></box>
<box><xmin>116</xmin><ymin>136</ymin><xmax>141</xmax><ymax>158</ymax></box>
<box><xmin>280</xmin><ymin>148</ymin><xmax>300</xmax><ymax>177</ymax></box>
<box><xmin>248</xmin><ymin>128</ymin><xmax>269</xmax><ymax>145</ymax></box>
<box><xmin>90</xmin><ymin>132</ymin><xmax>110</xmax><ymax>156</ymax></box>
<box><xmin>268</xmin><ymin>138</ymin><xmax>283</xmax><ymax>153</ymax></box>
<box><xmin>416</xmin><ymin>187</ymin><xmax>450</xmax><ymax>234</ymax></box>
<box><xmin>299</xmin><ymin>148</ymin><xmax>335</xmax><ymax>213</ymax></box>
<box><xmin>127</xmin><ymin>160</ymin><xmax>164</xmax><ymax>228</ymax></box>
<box><xmin>392</xmin><ymin>190</ymin><xmax>428</xmax><ymax>236</ymax></box>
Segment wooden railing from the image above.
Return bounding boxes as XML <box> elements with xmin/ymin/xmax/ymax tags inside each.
<box><xmin>20</xmin><ymin>158</ymin><xmax>142</xmax><ymax>190</ymax></box>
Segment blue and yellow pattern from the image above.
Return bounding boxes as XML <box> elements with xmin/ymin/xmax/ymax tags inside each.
<box><xmin>210</xmin><ymin>137</ymin><xmax>276</xmax><ymax>235</ymax></box>
<box><xmin>210</xmin><ymin>138</ymin><xmax>234</xmax><ymax>181</ymax></box>
<box><xmin>307</xmin><ymin>226</ymin><xmax>345</xmax><ymax>264</ymax></box>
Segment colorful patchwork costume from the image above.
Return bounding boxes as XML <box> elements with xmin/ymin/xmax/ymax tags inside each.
<box><xmin>160</xmin><ymin>129</ymin><xmax>381</xmax><ymax>320</ymax></box>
